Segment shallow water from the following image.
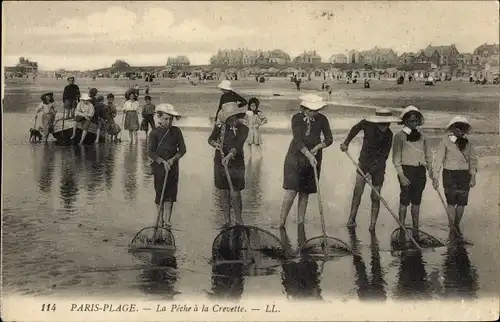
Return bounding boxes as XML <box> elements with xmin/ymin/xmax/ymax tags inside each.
<box><xmin>2</xmin><ymin>112</ymin><xmax>499</xmax><ymax>301</ymax></box>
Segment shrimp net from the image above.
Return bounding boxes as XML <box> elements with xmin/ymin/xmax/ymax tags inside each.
<box><xmin>390</xmin><ymin>227</ymin><xmax>445</xmax><ymax>252</ymax></box>
<box><xmin>212</xmin><ymin>225</ymin><xmax>286</xmax><ymax>267</ymax></box>
<box><xmin>129</xmin><ymin>227</ymin><xmax>176</xmax><ymax>252</ymax></box>
<box><xmin>299</xmin><ymin>236</ymin><xmax>355</xmax><ymax>259</ymax></box>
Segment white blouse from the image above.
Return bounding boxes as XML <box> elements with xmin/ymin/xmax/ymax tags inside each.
<box><xmin>123</xmin><ymin>100</ymin><xmax>140</xmax><ymax>112</ymax></box>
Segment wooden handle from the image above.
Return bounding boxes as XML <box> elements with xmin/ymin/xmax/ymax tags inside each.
<box><xmin>344</xmin><ymin>150</ymin><xmax>423</xmax><ymax>251</ymax></box>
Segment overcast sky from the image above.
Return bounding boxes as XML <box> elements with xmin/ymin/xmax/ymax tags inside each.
<box><xmin>2</xmin><ymin>1</ymin><xmax>499</xmax><ymax>70</ymax></box>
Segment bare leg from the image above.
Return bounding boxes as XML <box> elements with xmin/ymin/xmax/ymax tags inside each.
<box><xmin>256</xmin><ymin>144</ymin><xmax>263</xmax><ymax>158</ymax></box>
<box><xmin>410</xmin><ymin>204</ymin><xmax>420</xmax><ymax>237</ymax></box>
<box><xmin>455</xmin><ymin>205</ymin><xmax>465</xmax><ymax>229</ymax></box>
<box><xmin>221</xmin><ymin>190</ymin><xmax>231</xmax><ymax>225</ymax></box>
<box><xmin>164</xmin><ymin>202</ymin><xmax>174</xmax><ymax>228</ymax></box>
<box><xmin>156</xmin><ymin>203</ymin><xmax>163</xmax><ymax>226</ymax></box>
<box><xmin>347</xmin><ymin>173</ymin><xmax>366</xmax><ymax>227</ymax></box>
<box><xmin>297</xmin><ymin>192</ymin><xmax>309</xmax><ymax>225</ymax></box>
<box><xmin>279</xmin><ymin>190</ymin><xmax>298</xmax><ymax>227</ymax></box>
<box><xmin>446</xmin><ymin>204</ymin><xmax>456</xmax><ymax>228</ymax></box>
<box><xmin>134</xmin><ymin>130</ymin><xmax>138</xmax><ymax>144</ymax></box>
<box><xmin>70</xmin><ymin>123</ymin><xmax>77</xmax><ymax>139</ymax></box>
<box><xmin>79</xmin><ymin>130</ymin><xmax>88</xmax><ymax>145</ymax></box>
<box><xmin>95</xmin><ymin>128</ymin><xmax>100</xmax><ymax>144</ymax></box>
<box><xmin>369</xmin><ymin>185</ymin><xmax>382</xmax><ymax>232</ymax></box>
<box><xmin>398</xmin><ymin>204</ymin><xmax>408</xmax><ymax>226</ymax></box>
<box><xmin>232</xmin><ymin>191</ymin><xmax>243</xmax><ymax>225</ymax></box>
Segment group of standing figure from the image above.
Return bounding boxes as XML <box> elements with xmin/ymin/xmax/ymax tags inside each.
<box><xmin>148</xmin><ymin>79</ymin><xmax>478</xmax><ymax>237</ymax></box>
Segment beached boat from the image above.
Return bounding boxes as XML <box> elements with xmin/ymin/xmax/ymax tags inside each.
<box><xmin>51</xmin><ymin>117</ymin><xmax>106</xmax><ymax>145</ymax></box>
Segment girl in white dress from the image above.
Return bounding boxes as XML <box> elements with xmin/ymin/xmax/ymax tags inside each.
<box><xmin>245</xmin><ymin>97</ymin><xmax>267</xmax><ymax>159</ymax></box>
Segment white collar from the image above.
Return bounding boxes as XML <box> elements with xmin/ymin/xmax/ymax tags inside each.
<box><xmin>402</xmin><ymin>126</ymin><xmax>412</xmax><ymax>135</ymax></box>
<box><xmin>448</xmin><ymin>133</ymin><xmax>466</xmax><ymax>143</ymax></box>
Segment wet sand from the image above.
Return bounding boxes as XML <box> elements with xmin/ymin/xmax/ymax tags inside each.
<box><xmin>2</xmin><ymin>113</ymin><xmax>499</xmax><ymax>300</ymax></box>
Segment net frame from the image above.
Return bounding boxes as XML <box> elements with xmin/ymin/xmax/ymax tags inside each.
<box><xmin>299</xmin><ymin>235</ymin><xmax>356</xmax><ymax>259</ymax></box>
<box><xmin>211</xmin><ymin>225</ymin><xmax>286</xmax><ymax>265</ymax></box>
<box><xmin>389</xmin><ymin>227</ymin><xmax>445</xmax><ymax>253</ymax></box>
<box><xmin>128</xmin><ymin>226</ymin><xmax>176</xmax><ymax>252</ymax></box>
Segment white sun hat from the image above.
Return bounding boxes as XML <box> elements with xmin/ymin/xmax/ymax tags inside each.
<box><xmin>218</xmin><ymin>102</ymin><xmax>247</xmax><ymax>122</ymax></box>
<box><xmin>217</xmin><ymin>80</ymin><xmax>233</xmax><ymax>91</ymax></box>
<box><xmin>299</xmin><ymin>94</ymin><xmax>328</xmax><ymax>111</ymax></box>
<box><xmin>365</xmin><ymin>108</ymin><xmax>400</xmax><ymax>123</ymax></box>
<box><xmin>80</xmin><ymin>93</ymin><xmax>91</xmax><ymax>101</ymax></box>
<box><xmin>399</xmin><ymin>105</ymin><xmax>425</xmax><ymax>125</ymax></box>
<box><xmin>156</xmin><ymin>103</ymin><xmax>181</xmax><ymax>117</ymax></box>
<box><xmin>446</xmin><ymin>115</ymin><xmax>470</xmax><ymax>129</ymax></box>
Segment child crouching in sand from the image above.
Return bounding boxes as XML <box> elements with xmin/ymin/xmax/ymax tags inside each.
<box><xmin>432</xmin><ymin>116</ymin><xmax>477</xmax><ymax>234</ymax></box>
<box><xmin>340</xmin><ymin>108</ymin><xmax>400</xmax><ymax>231</ymax></box>
<box><xmin>148</xmin><ymin>104</ymin><xmax>186</xmax><ymax>229</ymax></box>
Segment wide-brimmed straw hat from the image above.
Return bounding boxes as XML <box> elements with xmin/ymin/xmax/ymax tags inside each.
<box><xmin>446</xmin><ymin>115</ymin><xmax>470</xmax><ymax>130</ymax></box>
<box><xmin>299</xmin><ymin>94</ymin><xmax>328</xmax><ymax>111</ymax></box>
<box><xmin>219</xmin><ymin>102</ymin><xmax>246</xmax><ymax>121</ymax></box>
<box><xmin>156</xmin><ymin>103</ymin><xmax>181</xmax><ymax>118</ymax></box>
<box><xmin>40</xmin><ymin>92</ymin><xmax>54</xmax><ymax>101</ymax></box>
<box><xmin>365</xmin><ymin>108</ymin><xmax>400</xmax><ymax>123</ymax></box>
<box><xmin>399</xmin><ymin>105</ymin><xmax>425</xmax><ymax>125</ymax></box>
<box><xmin>217</xmin><ymin>80</ymin><xmax>233</xmax><ymax>91</ymax></box>
<box><xmin>80</xmin><ymin>93</ymin><xmax>91</xmax><ymax>101</ymax></box>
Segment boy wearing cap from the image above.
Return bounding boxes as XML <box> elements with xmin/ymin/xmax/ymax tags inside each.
<box><xmin>92</xmin><ymin>95</ymin><xmax>107</xmax><ymax>144</ymax></box>
<box><xmin>392</xmin><ymin>106</ymin><xmax>436</xmax><ymax>236</ymax></box>
<box><xmin>208</xmin><ymin>102</ymin><xmax>249</xmax><ymax>226</ymax></box>
<box><xmin>432</xmin><ymin>116</ymin><xmax>477</xmax><ymax>232</ymax></box>
<box><xmin>340</xmin><ymin>108</ymin><xmax>399</xmax><ymax>231</ymax></box>
<box><xmin>142</xmin><ymin>95</ymin><xmax>156</xmax><ymax>135</ymax></box>
<box><xmin>215</xmin><ymin>80</ymin><xmax>247</xmax><ymax>124</ymax></box>
<box><xmin>63</xmin><ymin>76</ymin><xmax>80</xmax><ymax>119</ymax></box>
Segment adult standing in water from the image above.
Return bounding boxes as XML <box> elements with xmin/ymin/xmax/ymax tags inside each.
<box><xmin>208</xmin><ymin>102</ymin><xmax>249</xmax><ymax>226</ymax></box>
<box><xmin>279</xmin><ymin>94</ymin><xmax>333</xmax><ymax>228</ymax></box>
<box><xmin>214</xmin><ymin>80</ymin><xmax>247</xmax><ymax>124</ymax></box>
<box><xmin>148</xmin><ymin>104</ymin><xmax>186</xmax><ymax>229</ymax></box>
<box><xmin>122</xmin><ymin>92</ymin><xmax>140</xmax><ymax>144</ymax></box>
<box><xmin>62</xmin><ymin>76</ymin><xmax>80</xmax><ymax>119</ymax></box>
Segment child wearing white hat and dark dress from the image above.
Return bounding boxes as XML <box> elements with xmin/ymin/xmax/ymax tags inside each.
<box><xmin>208</xmin><ymin>102</ymin><xmax>249</xmax><ymax>226</ymax></box>
<box><xmin>279</xmin><ymin>94</ymin><xmax>333</xmax><ymax>228</ymax></box>
<box><xmin>392</xmin><ymin>105</ymin><xmax>437</xmax><ymax>237</ymax></box>
<box><xmin>432</xmin><ymin>116</ymin><xmax>477</xmax><ymax>233</ymax></box>
<box><xmin>148</xmin><ymin>103</ymin><xmax>186</xmax><ymax>229</ymax></box>
<box><xmin>340</xmin><ymin>108</ymin><xmax>400</xmax><ymax>231</ymax></box>
<box><xmin>215</xmin><ymin>80</ymin><xmax>248</xmax><ymax>124</ymax></box>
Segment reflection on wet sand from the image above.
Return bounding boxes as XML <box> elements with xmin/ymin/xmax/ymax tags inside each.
<box><xmin>280</xmin><ymin>225</ymin><xmax>322</xmax><ymax>300</ymax></box>
<box><xmin>123</xmin><ymin>144</ymin><xmax>138</xmax><ymax>201</ymax></box>
<box><xmin>33</xmin><ymin>144</ymin><xmax>56</xmax><ymax>194</ymax></box>
<box><xmin>59</xmin><ymin>147</ymin><xmax>80</xmax><ymax>212</ymax></box>
<box><xmin>442</xmin><ymin>231</ymin><xmax>479</xmax><ymax>299</ymax></box>
<box><xmin>209</xmin><ymin>228</ymin><xmax>246</xmax><ymax>300</ymax></box>
<box><xmin>394</xmin><ymin>250</ymin><xmax>432</xmax><ymax>300</ymax></box>
<box><xmin>348</xmin><ymin>229</ymin><xmax>387</xmax><ymax>301</ymax></box>
<box><xmin>81</xmin><ymin>145</ymin><xmax>105</xmax><ymax>197</ymax></box>
<box><xmin>103</xmin><ymin>143</ymin><xmax>118</xmax><ymax>190</ymax></box>
<box><xmin>243</xmin><ymin>158</ymin><xmax>264</xmax><ymax>224</ymax></box>
<box><xmin>137</xmin><ymin>250</ymin><xmax>179</xmax><ymax>299</ymax></box>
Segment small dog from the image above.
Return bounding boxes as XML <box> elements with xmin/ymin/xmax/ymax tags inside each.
<box><xmin>29</xmin><ymin>127</ymin><xmax>43</xmax><ymax>143</ymax></box>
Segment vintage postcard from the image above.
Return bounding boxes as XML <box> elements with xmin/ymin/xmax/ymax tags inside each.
<box><xmin>1</xmin><ymin>1</ymin><xmax>499</xmax><ymax>321</ymax></box>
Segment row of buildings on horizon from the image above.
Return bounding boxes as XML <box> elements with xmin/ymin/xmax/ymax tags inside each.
<box><xmin>5</xmin><ymin>43</ymin><xmax>499</xmax><ymax>80</ymax></box>
<box><xmin>209</xmin><ymin>43</ymin><xmax>499</xmax><ymax>70</ymax></box>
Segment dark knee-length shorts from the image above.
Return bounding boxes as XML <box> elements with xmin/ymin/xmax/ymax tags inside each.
<box><xmin>399</xmin><ymin>165</ymin><xmax>427</xmax><ymax>206</ymax></box>
<box><xmin>153</xmin><ymin>161</ymin><xmax>179</xmax><ymax>203</ymax></box>
<box><xmin>443</xmin><ymin>169</ymin><xmax>471</xmax><ymax>206</ymax></box>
